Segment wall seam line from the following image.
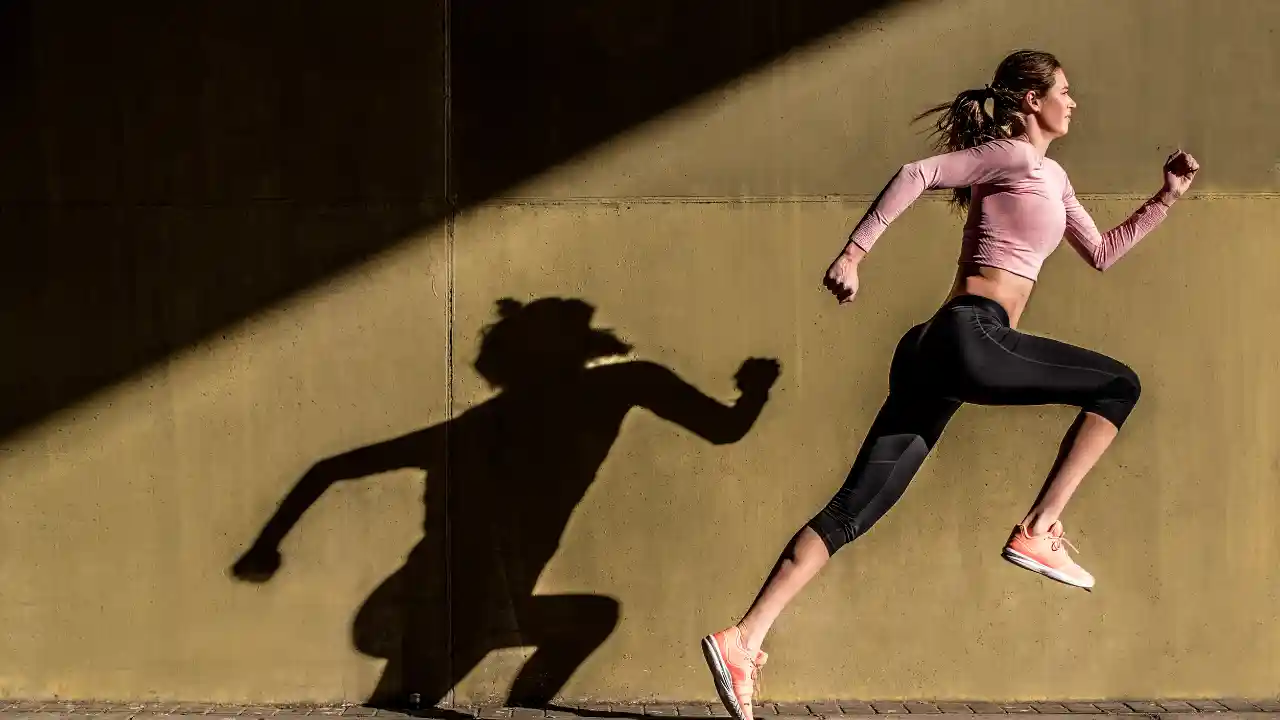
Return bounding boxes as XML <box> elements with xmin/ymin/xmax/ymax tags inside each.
<box><xmin>442</xmin><ymin>0</ymin><xmax>456</xmax><ymax>709</ymax></box>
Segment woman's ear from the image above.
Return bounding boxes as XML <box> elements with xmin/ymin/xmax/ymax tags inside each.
<box><xmin>1022</xmin><ymin>89</ymin><xmax>1042</xmax><ymax>113</ymax></box>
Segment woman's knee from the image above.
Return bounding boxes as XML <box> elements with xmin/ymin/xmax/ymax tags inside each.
<box><xmin>1122</xmin><ymin>364</ymin><xmax>1142</xmax><ymax>403</ymax></box>
<box><xmin>1091</xmin><ymin>362</ymin><xmax>1141</xmax><ymax>428</ymax></box>
<box><xmin>806</xmin><ymin>431</ymin><xmax>932</xmax><ymax>555</ymax></box>
<box><xmin>1110</xmin><ymin>361</ymin><xmax>1141</xmax><ymax>407</ymax></box>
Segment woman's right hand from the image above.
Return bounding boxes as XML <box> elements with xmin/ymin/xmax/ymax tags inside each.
<box><xmin>823</xmin><ymin>247</ymin><xmax>863</xmax><ymax>304</ymax></box>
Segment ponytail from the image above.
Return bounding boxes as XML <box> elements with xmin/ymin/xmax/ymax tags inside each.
<box><xmin>914</xmin><ymin>85</ymin><xmax>1018</xmax><ymax>210</ymax></box>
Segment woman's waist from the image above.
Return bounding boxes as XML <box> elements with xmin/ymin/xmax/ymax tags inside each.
<box><xmin>944</xmin><ymin>264</ymin><xmax>1034</xmax><ymax>327</ymax></box>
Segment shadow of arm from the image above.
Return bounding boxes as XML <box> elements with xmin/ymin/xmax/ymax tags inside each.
<box><xmin>628</xmin><ymin>357</ymin><xmax>780</xmax><ymax>445</ymax></box>
<box><xmin>230</xmin><ymin>427</ymin><xmax>438</xmax><ymax>582</ymax></box>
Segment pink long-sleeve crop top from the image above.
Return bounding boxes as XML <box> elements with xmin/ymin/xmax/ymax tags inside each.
<box><xmin>848</xmin><ymin>137</ymin><xmax>1170</xmax><ymax>280</ymax></box>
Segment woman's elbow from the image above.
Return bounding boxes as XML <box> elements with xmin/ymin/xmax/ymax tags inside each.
<box><xmin>899</xmin><ymin>161</ymin><xmax>925</xmax><ymax>182</ymax></box>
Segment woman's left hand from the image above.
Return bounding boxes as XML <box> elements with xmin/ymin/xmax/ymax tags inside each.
<box><xmin>1161</xmin><ymin>149</ymin><xmax>1200</xmax><ymax>203</ymax></box>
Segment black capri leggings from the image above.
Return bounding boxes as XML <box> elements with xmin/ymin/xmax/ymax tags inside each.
<box><xmin>807</xmin><ymin>294</ymin><xmax>1141</xmax><ymax>556</ymax></box>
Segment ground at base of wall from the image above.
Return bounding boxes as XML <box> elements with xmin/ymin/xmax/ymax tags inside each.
<box><xmin>2</xmin><ymin>699</ymin><xmax>1280</xmax><ymax>719</ymax></box>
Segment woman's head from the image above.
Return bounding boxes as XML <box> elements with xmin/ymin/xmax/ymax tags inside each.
<box><xmin>917</xmin><ymin>50</ymin><xmax>1074</xmax><ymax>208</ymax></box>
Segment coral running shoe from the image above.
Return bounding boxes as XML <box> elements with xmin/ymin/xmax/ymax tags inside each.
<box><xmin>1002</xmin><ymin>521</ymin><xmax>1095</xmax><ymax>590</ymax></box>
<box><xmin>701</xmin><ymin>625</ymin><xmax>768</xmax><ymax>720</ymax></box>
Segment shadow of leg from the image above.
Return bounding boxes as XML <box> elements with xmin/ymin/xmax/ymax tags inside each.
<box><xmin>355</xmin><ymin>543</ymin><xmax>466</xmax><ymax>710</ymax></box>
<box><xmin>505</xmin><ymin>594</ymin><xmax>620</xmax><ymax>708</ymax></box>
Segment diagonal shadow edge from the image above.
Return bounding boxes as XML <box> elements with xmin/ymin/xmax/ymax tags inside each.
<box><xmin>0</xmin><ymin>0</ymin><xmax>913</xmax><ymax>443</ymax></box>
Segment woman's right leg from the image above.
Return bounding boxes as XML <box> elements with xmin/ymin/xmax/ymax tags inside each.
<box><xmin>737</xmin><ymin>388</ymin><xmax>961</xmax><ymax>649</ymax></box>
<box><xmin>701</xmin><ymin>324</ymin><xmax>960</xmax><ymax>720</ymax></box>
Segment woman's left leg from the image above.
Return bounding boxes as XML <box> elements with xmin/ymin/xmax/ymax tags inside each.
<box><xmin>950</xmin><ymin>311</ymin><xmax>1143</xmax><ymax>589</ymax></box>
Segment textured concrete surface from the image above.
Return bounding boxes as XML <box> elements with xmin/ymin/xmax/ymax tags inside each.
<box><xmin>3</xmin><ymin>0</ymin><xmax>1280</xmax><ymax>707</ymax></box>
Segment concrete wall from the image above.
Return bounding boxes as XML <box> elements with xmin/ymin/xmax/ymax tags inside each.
<box><xmin>3</xmin><ymin>0</ymin><xmax>1280</xmax><ymax>707</ymax></box>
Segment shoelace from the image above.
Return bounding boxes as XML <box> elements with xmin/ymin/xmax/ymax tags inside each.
<box><xmin>751</xmin><ymin>652</ymin><xmax>767</xmax><ymax>698</ymax></box>
<box><xmin>1050</xmin><ymin>532</ymin><xmax>1079</xmax><ymax>555</ymax></box>
<box><xmin>1020</xmin><ymin>523</ymin><xmax>1080</xmax><ymax>555</ymax></box>
<box><xmin>731</xmin><ymin>630</ymin><xmax>767</xmax><ymax>706</ymax></box>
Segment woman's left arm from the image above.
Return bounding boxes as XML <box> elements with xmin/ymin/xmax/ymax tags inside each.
<box><xmin>1064</xmin><ymin>150</ymin><xmax>1199</xmax><ymax>271</ymax></box>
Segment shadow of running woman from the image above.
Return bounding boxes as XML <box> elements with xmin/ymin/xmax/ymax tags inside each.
<box><xmin>230</xmin><ymin>296</ymin><xmax>781</xmax><ymax>711</ymax></box>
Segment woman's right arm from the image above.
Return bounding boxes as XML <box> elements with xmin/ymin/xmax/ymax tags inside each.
<box><xmin>823</xmin><ymin>138</ymin><xmax>1039</xmax><ymax>304</ymax></box>
<box><xmin>844</xmin><ymin>138</ymin><xmax>1040</xmax><ymax>255</ymax></box>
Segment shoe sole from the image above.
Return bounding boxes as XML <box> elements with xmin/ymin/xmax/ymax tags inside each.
<box><xmin>1002</xmin><ymin>547</ymin><xmax>1094</xmax><ymax>590</ymax></box>
<box><xmin>701</xmin><ymin>635</ymin><xmax>748</xmax><ymax>720</ymax></box>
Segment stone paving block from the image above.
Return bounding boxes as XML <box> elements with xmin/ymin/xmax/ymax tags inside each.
<box><xmin>5</xmin><ymin>698</ymin><xmax>1280</xmax><ymax>719</ymax></box>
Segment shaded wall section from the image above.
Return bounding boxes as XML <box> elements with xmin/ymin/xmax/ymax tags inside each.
<box><xmin>3</xmin><ymin>0</ymin><xmax>1280</xmax><ymax>707</ymax></box>
<box><xmin>0</xmin><ymin>0</ymin><xmax>907</xmax><ymax>442</ymax></box>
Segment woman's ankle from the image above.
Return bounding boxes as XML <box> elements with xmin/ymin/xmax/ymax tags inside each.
<box><xmin>1020</xmin><ymin>512</ymin><xmax>1058</xmax><ymax>536</ymax></box>
<box><xmin>735</xmin><ymin>620</ymin><xmax>767</xmax><ymax>652</ymax></box>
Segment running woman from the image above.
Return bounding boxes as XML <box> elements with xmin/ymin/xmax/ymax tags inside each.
<box><xmin>700</xmin><ymin>49</ymin><xmax>1199</xmax><ymax>720</ymax></box>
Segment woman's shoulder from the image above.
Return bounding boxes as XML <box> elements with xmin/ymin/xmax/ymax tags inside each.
<box><xmin>967</xmin><ymin>136</ymin><xmax>1043</xmax><ymax>176</ymax></box>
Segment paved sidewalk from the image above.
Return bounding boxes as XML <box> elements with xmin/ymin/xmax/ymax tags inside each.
<box><xmin>2</xmin><ymin>700</ymin><xmax>1280</xmax><ymax>720</ymax></box>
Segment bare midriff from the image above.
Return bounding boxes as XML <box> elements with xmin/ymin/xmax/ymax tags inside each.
<box><xmin>947</xmin><ymin>262</ymin><xmax>1036</xmax><ymax>328</ymax></box>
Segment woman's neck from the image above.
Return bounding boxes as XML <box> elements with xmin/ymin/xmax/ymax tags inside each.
<box><xmin>1018</xmin><ymin>124</ymin><xmax>1054</xmax><ymax>155</ymax></box>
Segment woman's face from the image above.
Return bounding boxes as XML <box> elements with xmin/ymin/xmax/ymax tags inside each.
<box><xmin>1029</xmin><ymin>68</ymin><xmax>1076</xmax><ymax>137</ymax></box>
